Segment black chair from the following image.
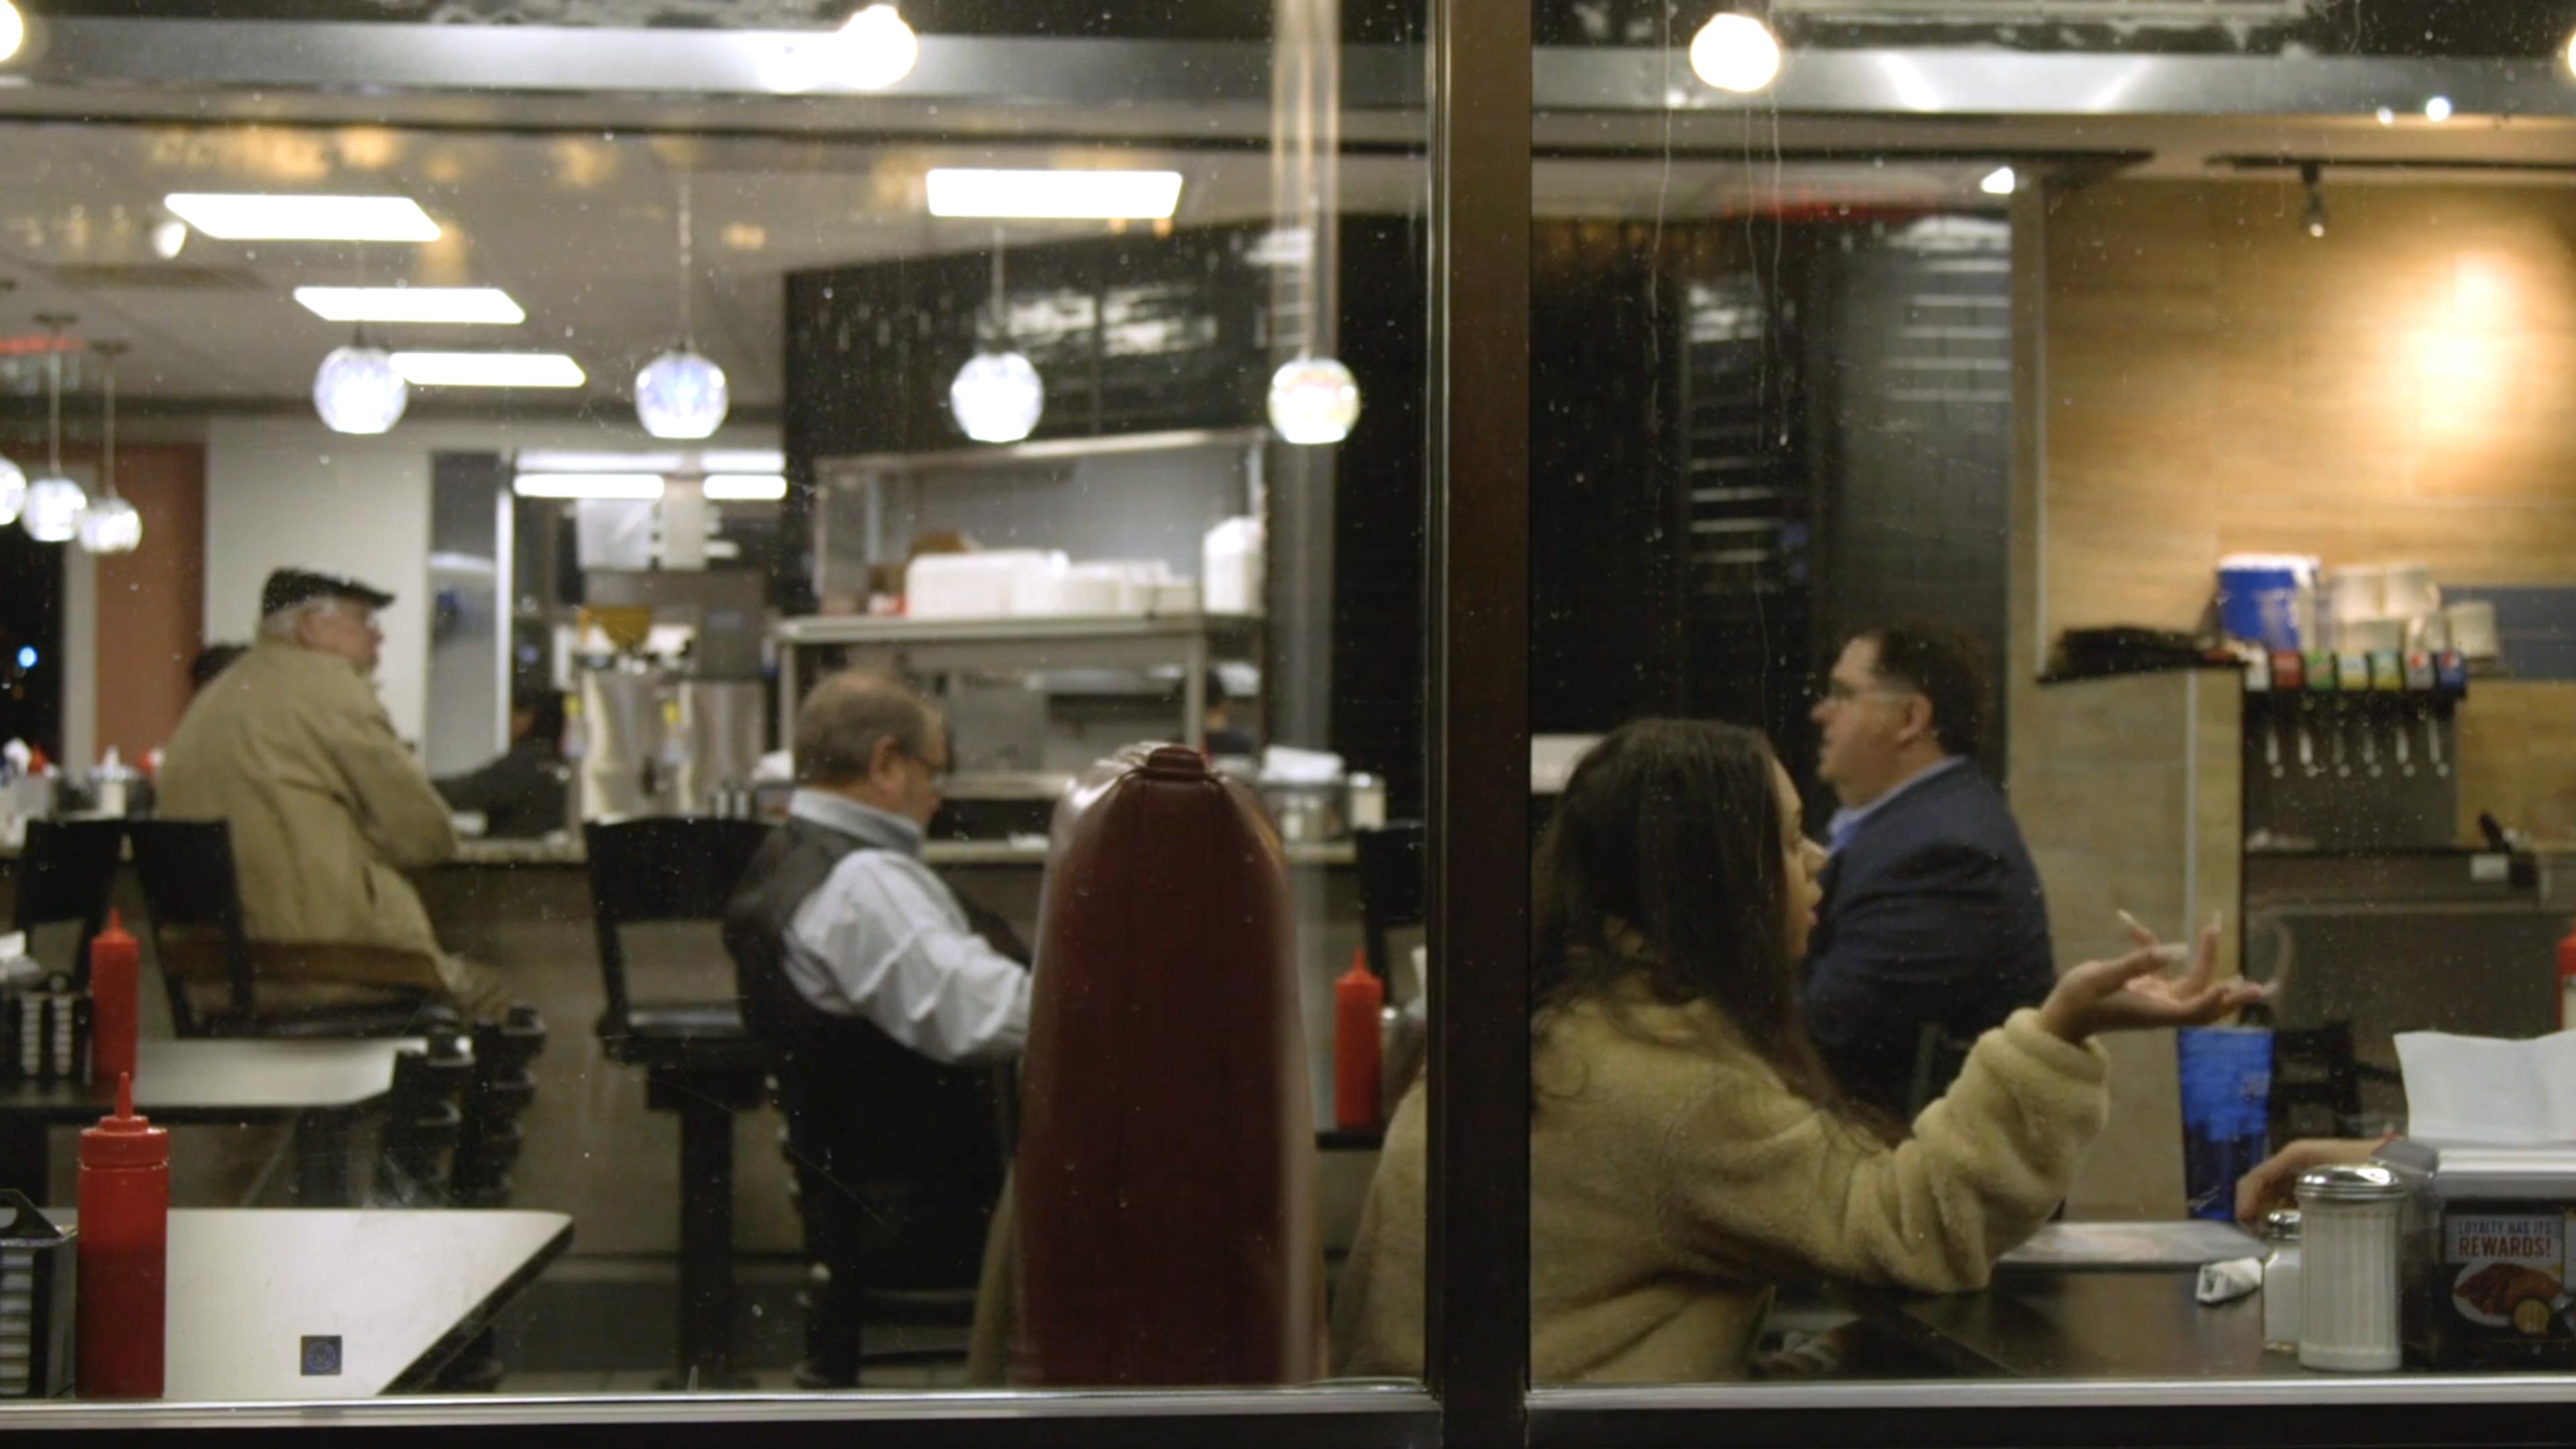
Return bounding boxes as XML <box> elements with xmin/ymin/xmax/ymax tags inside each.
<box><xmin>125</xmin><ymin>820</ymin><xmax>449</xmax><ymax>1039</ymax></box>
<box><xmin>1353</xmin><ymin>822</ymin><xmax>1425</xmax><ymax>990</ymax></box>
<box><xmin>582</xmin><ymin>816</ymin><xmax>776</xmax><ymax>1389</ymax></box>
<box><xmin>2269</xmin><ymin>1020</ymin><xmax>2396</xmax><ymax>1144</ymax></box>
<box><xmin>10</xmin><ymin>818</ymin><xmax>127</xmax><ymax>982</ymax></box>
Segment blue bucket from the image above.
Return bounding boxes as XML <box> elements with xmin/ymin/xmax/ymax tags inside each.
<box><xmin>2216</xmin><ymin>555</ymin><xmax>2314</xmax><ymax>652</ymax></box>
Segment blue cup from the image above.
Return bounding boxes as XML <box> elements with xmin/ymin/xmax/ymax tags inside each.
<box><xmin>2177</xmin><ymin>1025</ymin><xmax>2273</xmax><ymax>1223</ymax></box>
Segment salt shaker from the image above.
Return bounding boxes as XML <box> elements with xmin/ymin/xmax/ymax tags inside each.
<box><xmin>2261</xmin><ymin>1208</ymin><xmax>2303</xmax><ymax>1350</ymax></box>
<box><xmin>2296</xmin><ymin>1163</ymin><xmax>2407</xmax><ymax>1371</ymax></box>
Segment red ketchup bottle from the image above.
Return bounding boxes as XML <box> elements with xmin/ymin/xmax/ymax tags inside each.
<box><xmin>2559</xmin><ymin>920</ymin><xmax>2576</xmax><ymax>1032</ymax></box>
<box><xmin>89</xmin><ymin>912</ymin><xmax>140</xmax><ymax>1088</ymax></box>
<box><xmin>1333</xmin><ymin>950</ymin><xmax>1385</xmax><ymax>1133</ymax></box>
<box><xmin>77</xmin><ymin>1074</ymin><xmax>168</xmax><ymax>1399</ymax></box>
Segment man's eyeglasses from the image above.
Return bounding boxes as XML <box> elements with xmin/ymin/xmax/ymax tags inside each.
<box><xmin>900</xmin><ymin>743</ymin><xmax>953</xmax><ymax>785</ymax></box>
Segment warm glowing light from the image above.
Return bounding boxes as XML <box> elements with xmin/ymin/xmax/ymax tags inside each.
<box><xmin>1980</xmin><ymin>166</ymin><xmax>2017</xmax><ymax>197</ymax></box>
<box><xmin>1267</xmin><ymin>356</ymin><xmax>1362</xmax><ymax>446</ymax></box>
<box><xmin>0</xmin><ymin>2</ymin><xmax>23</xmax><ymax>66</ymax></box>
<box><xmin>1689</xmin><ymin>13</ymin><xmax>1781</xmax><ymax>95</ymax></box>
<box><xmin>839</xmin><ymin>4</ymin><xmax>919</xmax><ymax>89</ymax></box>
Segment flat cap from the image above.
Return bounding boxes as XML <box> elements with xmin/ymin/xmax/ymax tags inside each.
<box><xmin>260</xmin><ymin>568</ymin><xmax>395</xmax><ymax>619</ymax></box>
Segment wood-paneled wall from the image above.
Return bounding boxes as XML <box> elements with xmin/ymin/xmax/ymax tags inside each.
<box><xmin>2043</xmin><ymin>179</ymin><xmax>2576</xmax><ymax>635</ymax></box>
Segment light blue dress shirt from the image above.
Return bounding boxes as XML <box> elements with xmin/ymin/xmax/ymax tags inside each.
<box><xmin>782</xmin><ymin>788</ymin><xmax>1032</xmax><ymax>1064</ymax></box>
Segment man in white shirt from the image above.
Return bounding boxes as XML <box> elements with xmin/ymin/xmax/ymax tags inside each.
<box><xmin>723</xmin><ymin>668</ymin><xmax>1032</xmax><ymax>1386</ymax></box>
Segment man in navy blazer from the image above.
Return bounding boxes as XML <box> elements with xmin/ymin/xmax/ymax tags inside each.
<box><xmin>1801</xmin><ymin>622</ymin><xmax>2055</xmax><ymax>1122</ymax></box>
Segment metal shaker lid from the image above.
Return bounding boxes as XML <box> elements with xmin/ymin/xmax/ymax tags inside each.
<box><xmin>2263</xmin><ymin>1208</ymin><xmax>2303</xmax><ymax>1240</ymax></box>
<box><xmin>2296</xmin><ymin>1163</ymin><xmax>2406</xmax><ymax>1203</ymax></box>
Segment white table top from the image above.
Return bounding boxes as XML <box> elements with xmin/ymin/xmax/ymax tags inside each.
<box><xmin>0</xmin><ymin>1038</ymin><xmax>423</xmax><ymax>1124</ymax></box>
<box><xmin>50</xmin><ymin>1208</ymin><xmax>572</xmax><ymax>1399</ymax></box>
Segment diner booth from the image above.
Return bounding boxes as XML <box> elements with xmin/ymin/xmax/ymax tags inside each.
<box><xmin>1</xmin><ymin>1</ymin><xmax>2575</xmax><ymax>1447</ymax></box>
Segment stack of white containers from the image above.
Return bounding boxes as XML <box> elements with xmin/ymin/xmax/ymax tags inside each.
<box><xmin>902</xmin><ymin>515</ymin><xmax>1266</xmax><ymax>621</ymax></box>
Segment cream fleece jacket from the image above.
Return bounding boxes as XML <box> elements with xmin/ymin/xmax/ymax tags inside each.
<box><xmin>1330</xmin><ymin>992</ymin><xmax>2109</xmax><ymax>1383</ymax></box>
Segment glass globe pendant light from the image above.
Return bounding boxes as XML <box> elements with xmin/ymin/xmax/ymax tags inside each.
<box><xmin>949</xmin><ymin>227</ymin><xmax>1042</xmax><ymax>444</ymax></box>
<box><xmin>1689</xmin><ymin>11</ymin><xmax>1782</xmax><ymax>95</ymax></box>
<box><xmin>0</xmin><ymin>453</ymin><xmax>24</xmax><ymax>530</ymax></box>
<box><xmin>76</xmin><ymin>341</ymin><xmax>141</xmax><ymax>556</ymax></box>
<box><xmin>312</xmin><ymin>335</ymin><xmax>409</xmax><ymax>435</ymax></box>
<box><xmin>1266</xmin><ymin>354</ymin><xmax>1361</xmax><ymax>445</ymax></box>
<box><xmin>838</xmin><ymin>4</ymin><xmax>918</xmax><ymax>89</ymax></box>
<box><xmin>22</xmin><ymin>315</ymin><xmax>86</xmax><ymax>544</ymax></box>
<box><xmin>637</xmin><ymin>172</ymin><xmax>729</xmax><ymax>440</ymax></box>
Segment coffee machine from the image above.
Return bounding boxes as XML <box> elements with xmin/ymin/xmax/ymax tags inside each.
<box><xmin>569</xmin><ymin>570</ymin><xmax>769</xmax><ymax>822</ymax></box>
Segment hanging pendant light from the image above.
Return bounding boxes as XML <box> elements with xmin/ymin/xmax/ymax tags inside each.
<box><xmin>637</xmin><ymin>172</ymin><xmax>730</xmax><ymax>440</ymax></box>
<box><xmin>1267</xmin><ymin>355</ymin><xmax>1362</xmax><ymax>445</ymax></box>
<box><xmin>76</xmin><ymin>341</ymin><xmax>141</xmax><ymax>556</ymax></box>
<box><xmin>949</xmin><ymin>227</ymin><xmax>1042</xmax><ymax>444</ymax></box>
<box><xmin>314</xmin><ymin>335</ymin><xmax>408</xmax><ymax>434</ymax></box>
<box><xmin>313</xmin><ymin>240</ymin><xmax>409</xmax><ymax>434</ymax></box>
<box><xmin>1690</xmin><ymin>11</ymin><xmax>1782</xmax><ymax>94</ymax></box>
<box><xmin>23</xmin><ymin>316</ymin><xmax>86</xmax><ymax>545</ymax></box>
<box><xmin>1265</xmin><ymin>31</ymin><xmax>1361</xmax><ymax>450</ymax></box>
<box><xmin>839</xmin><ymin>4</ymin><xmax>918</xmax><ymax>89</ymax></box>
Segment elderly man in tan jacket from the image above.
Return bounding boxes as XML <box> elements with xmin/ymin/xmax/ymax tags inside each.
<box><xmin>158</xmin><ymin>568</ymin><xmax>507</xmax><ymax>1019</ymax></box>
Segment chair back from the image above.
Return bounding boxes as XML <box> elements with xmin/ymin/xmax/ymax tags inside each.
<box><xmin>1014</xmin><ymin>746</ymin><xmax>1319</xmax><ymax>1386</ymax></box>
<box><xmin>582</xmin><ymin>816</ymin><xmax>773</xmax><ymax>1034</ymax></box>
<box><xmin>125</xmin><ymin>819</ymin><xmax>258</xmax><ymax>1035</ymax></box>
<box><xmin>1352</xmin><ymin>822</ymin><xmax>1424</xmax><ymax>989</ymax></box>
<box><xmin>11</xmin><ymin>818</ymin><xmax>127</xmax><ymax>981</ymax></box>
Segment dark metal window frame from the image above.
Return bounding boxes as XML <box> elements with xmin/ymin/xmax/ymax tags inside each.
<box><xmin>20</xmin><ymin>11</ymin><xmax>2576</xmax><ymax>1449</ymax></box>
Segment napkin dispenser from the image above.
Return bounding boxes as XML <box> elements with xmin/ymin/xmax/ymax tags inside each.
<box><xmin>2378</xmin><ymin>1138</ymin><xmax>2576</xmax><ymax>1368</ymax></box>
<box><xmin>0</xmin><ymin>1192</ymin><xmax>75</xmax><ymax>1398</ymax></box>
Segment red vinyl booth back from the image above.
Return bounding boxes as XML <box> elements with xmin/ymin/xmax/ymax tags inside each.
<box><xmin>1011</xmin><ymin>745</ymin><xmax>1323</xmax><ymax>1385</ymax></box>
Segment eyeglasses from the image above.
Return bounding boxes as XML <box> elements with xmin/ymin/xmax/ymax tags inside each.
<box><xmin>900</xmin><ymin>743</ymin><xmax>953</xmax><ymax>785</ymax></box>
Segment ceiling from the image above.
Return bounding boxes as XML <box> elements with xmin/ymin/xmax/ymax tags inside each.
<box><xmin>0</xmin><ymin>121</ymin><xmax>2031</xmax><ymax>410</ymax></box>
<box><xmin>7</xmin><ymin>30</ymin><xmax>2576</xmax><ymax>414</ymax></box>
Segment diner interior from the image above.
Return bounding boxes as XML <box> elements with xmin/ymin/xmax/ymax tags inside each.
<box><xmin>3</xmin><ymin>0</ymin><xmax>2576</xmax><ymax>1425</ymax></box>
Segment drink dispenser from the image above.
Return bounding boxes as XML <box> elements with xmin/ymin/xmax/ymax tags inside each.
<box><xmin>1012</xmin><ymin>746</ymin><xmax>1322</xmax><ymax>1385</ymax></box>
<box><xmin>2245</xmin><ymin>641</ymin><xmax>2463</xmax><ymax>851</ymax></box>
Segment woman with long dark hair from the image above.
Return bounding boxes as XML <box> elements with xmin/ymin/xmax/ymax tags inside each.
<box><xmin>1332</xmin><ymin>718</ymin><xmax>2257</xmax><ymax>1383</ymax></box>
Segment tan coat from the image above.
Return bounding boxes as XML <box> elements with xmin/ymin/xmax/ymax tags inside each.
<box><xmin>1329</xmin><ymin>991</ymin><xmax>2108</xmax><ymax>1384</ymax></box>
<box><xmin>158</xmin><ymin>637</ymin><xmax>458</xmax><ymax>968</ymax></box>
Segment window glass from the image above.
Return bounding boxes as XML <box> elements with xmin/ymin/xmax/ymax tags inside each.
<box><xmin>0</xmin><ymin>0</ymin><xmax>1426</xmax><ymax>1406</ymax></box>
<box><xmin>1503</xmin><ymin>0</ymin><xmax>2576</xmax><ymax>1393</ymax></box>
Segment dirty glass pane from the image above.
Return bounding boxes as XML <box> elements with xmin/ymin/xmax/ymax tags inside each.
<box><xmin>0</xmin><ymin>0</ymin><xmax>1428</xmax><ymax>1408</ymax></box>
<box><xmin>1509</xmin><ymin>0</ymin><xmax>2576</xmax><ymax>1392</ymax></box>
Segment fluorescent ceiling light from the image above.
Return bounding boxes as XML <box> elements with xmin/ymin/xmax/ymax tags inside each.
<box><xmin>704</xmin><ymin>474</ymin><xmax>789</xmax><ymax>501</ymax></box>
<box><xmin>294</xmin><ymin>287</ymin><xmax>527</xmax><ymax>325</ymax></box>
<box><xmin>392</xmin><ymin>352</ymin><xmax>586</xmax><ymax>388</ymax></box>
<box><xmin>926</xmin><ymin>168</ymin><xmax>1184</xmax><ymax>221</ymax></box>
<box><xmin>163</xmin><ymin>193</ymin><xmax>441</xmax><ymax>243</ymax></box>
<box><xmin>517</xmin><ymin>449</ymin><xmax>687</xmax><ymax>474</ymax></box>
<box><xmin>513</xmin><ymin>473</ymin><xmax>665</xmax><ymax>500</ymax></box>
<box><xmin>699</xmin><ymin>449</ymin><xmax>788</xmax><ymax>474</ymax></box>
